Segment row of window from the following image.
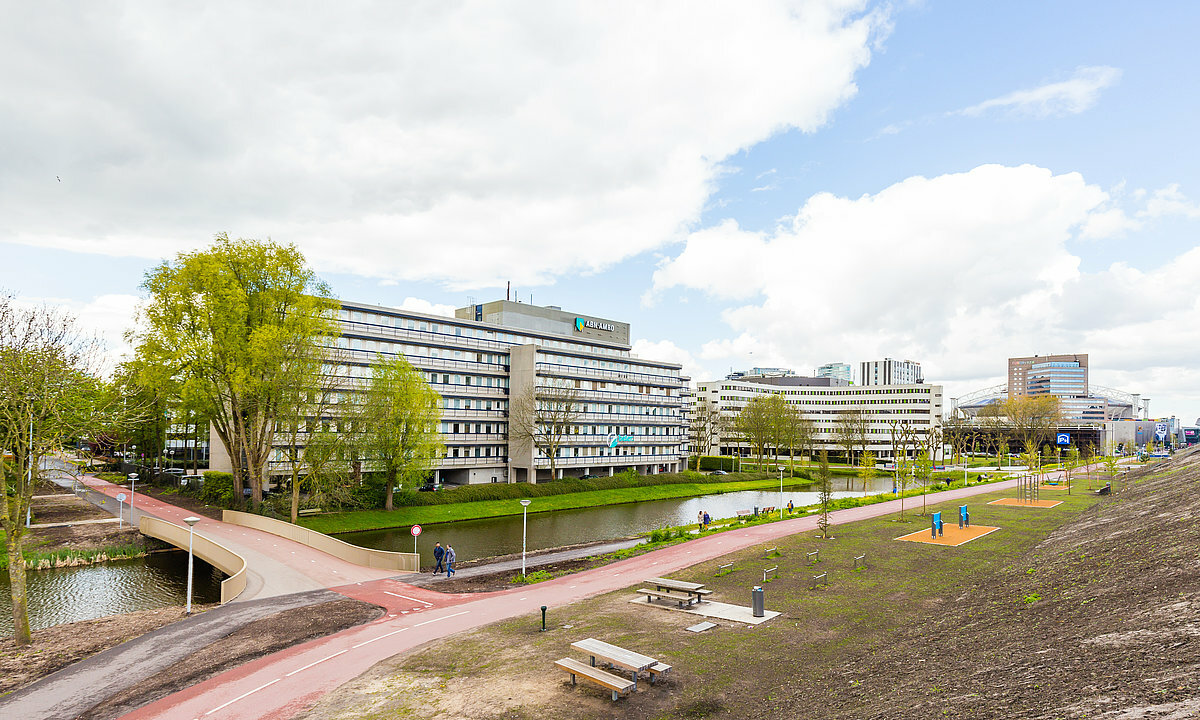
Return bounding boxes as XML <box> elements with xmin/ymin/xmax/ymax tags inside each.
<box><xmin>538</xmin><ymin>424</ymin><xmax>681</xmax><ymax>437</ymax></box>
<box><xmin>540</xmin><ymin>352</ymin><xmax>681</xmax><ymax>379</ymax></box>
<box><xmin>538</xmin><ymin>445</ymin><xmax>682</xmax><ymax>458</ymax></box>
<box><xmin>340</xmin><ymin>308</ymin><xmax>631</xmax><ymax>357</ymax></box>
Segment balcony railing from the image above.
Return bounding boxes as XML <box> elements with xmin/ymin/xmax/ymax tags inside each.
<box><xmin>536</xmin><ymin>362</ymin><xmax>684</xmax><ymax>388</ymax></box>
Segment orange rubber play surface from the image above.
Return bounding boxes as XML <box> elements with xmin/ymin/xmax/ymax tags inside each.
<box><xmin>987</xmin><ymin>498</ymin><xmax>1063</xmax><ymax>508</ymax></box>
<box><xmin>896</xmin><ymin>524</ymin><xmax>1000</xmax><ymax>546</ymax></box>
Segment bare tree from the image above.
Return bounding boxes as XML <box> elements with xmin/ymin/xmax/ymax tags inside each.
<box><xmin>780</xmin><ymin>404</ymin><xmax>814</xmax><ymax>477</ymax></box>
<box><xmin>733</xmin><ymin>395</ymin><xmax>776</xmax><ymax>471</ymax></box>
<box><xmin>688</xmin><ymin>400</ymin><xmax>727</xmax><ymax>469</ymax></box>
<box><xmin>888</xmin><ymin>419</ymin><xmax>917</xmax><ymax>520</ymax></box>
<box><xmin>0</xmin><ymin>296</ymin><xmax>131</xmax><ymax>645</ymax></box>
<box><xmin>817</xmin><ymin>450</ymin><xmax>832</xmax><ymax>539</ymax></box>
<box><xmin>509</xmin><ymin>380</ymin><xmax>583</xmax><ymax>482</ymax></box>
<box><xmin>834</xmin><ymin>409</ymin><xmax>868</xmax><ymax>466</ymax></box>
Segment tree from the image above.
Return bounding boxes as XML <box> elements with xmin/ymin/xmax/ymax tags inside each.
<box><xmin>0</xmin><ymin>296</ymin><xmax>129</xmax><ymax>645</ymax></box>
<box><xmin>1064</xmin><ymin>446</ymin><xmax>1080</xmax><ymax>495</ymax></box>
<box><xmin>977</xmin><ymin>402</ymin><xmax>1010</xmax><ymax>469</ymax></box>
<box><xmin>352</xmin><ymin>356</ymin><xmax>443</xmax><ymax>511</ymax></box>
<box><xmin>688</xmin><ymin>400</ymin><xmax>727</xmax><ymax>468</ymax></box>
<box><xmin>733</xmin><ymin>395</ymin><xmax>776</xmax><ymax>471</ymax></box>
<box><xmin>834</xmin><ymin>409</ymin><xmax>867</xmax><ymax>466</ymax></box>
<box><xmin>275</xmin><ymin>350</ymin><xmax>355</xmax><ymax>523</ymax></box>
<box><xmin>817</xmin><ymin>450</ymin><xmax>832</xmax><ymax>539</ymax></box>
<box><xmin>888</xmin><ymin>420</ymin><xmax>916</xmax><ymax>519</ymax></box>
<box><xmin>915</xmin><ymin>449</ymin><xmax>932</xmax><ymax>515</ymax></box>
<box><xmin>779</xmin><ymin>404</ymin><xmax>814</xmax><ymax>477</ymax></box>
<box><xmin>133</xmin><ymin>235</ymin><xmax>338</xmax><ymax>510</ymax></box>
<box><xmin>1001</xmin><ymin>394</ymin><xmax>1063</xmax><ymax>454</ymax></box>
<box><xmin>857</xmin><ymin>450</ymin><xmax>877</xmax><ymax>493</ymax></box>
<box><xmin>509</xmin><ymin>379</ymin><xmax>583</xmax><ymax>483</ymax></box>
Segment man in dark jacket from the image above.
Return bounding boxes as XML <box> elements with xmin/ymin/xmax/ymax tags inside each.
<box><xmin>433</xmin><ymin>542</ymin><xmax>445</xmax><ymax>574</ymax></box>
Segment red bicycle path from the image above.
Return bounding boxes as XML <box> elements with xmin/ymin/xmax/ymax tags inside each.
<box><xmin>115</xmin><ymin>475</ymin><xmax>1044</xmax><ymax>720</ymax></box>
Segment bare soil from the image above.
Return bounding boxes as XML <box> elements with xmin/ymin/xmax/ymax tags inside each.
<box><xmin>300</xmin><ymin>450</ymin><xmax>1200</xmax><ymax>719</ymax></box>
<box><xmin>77</xmin><ymin>598</ymin><xmax>383</xmax><ymax>720</ymax></box>
<box><xmin>0</xmin><ymin>605</ymin><xmax>216</xmax><ymax>697</ymax></box>
<box><xmin>434</xmin><ymin>557</ymin><xmax>597</xmax><ymax>593</ymax></box>
<box><xmin>20</xmin><ymin>483</ymin><xmax>146</xmax><ymax>555</ymax></box>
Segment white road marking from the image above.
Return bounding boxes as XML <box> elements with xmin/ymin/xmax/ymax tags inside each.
<box><xmin>352</xmin><ymin>627</ymin><xmax>409</xmax><ymax>648</ymax></box>
<box><xmin>284</xmin><ymin>649</ymin><xmax>348</xmax><ymax>677</ymax></box>
<box><xmin>204</xmin><ymin>678</ymin><xmax>280</xmax><ymax>715</ymax></box>
<box><xmin>414</xmin><ymin>610</ymin><xmax>469</xmax><ymax>627</ymax></box>
<box><xmin>384</xmin><ymin>591</ymin><xmax>433</xmax><ymax>606</ymax></box>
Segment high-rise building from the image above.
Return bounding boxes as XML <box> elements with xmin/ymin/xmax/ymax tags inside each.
<box><xmin>860</xmin><ymin>358</ymin><xmax>922</xmax><ymax>386</ymax></box>
<box><xmin>1007</xmin><ymin>353</ymin><xmax>1106</xmax><ymax>421</ymax></box>
<box><xmin>815</xmin><ymin>362</ymin><xmax>852</xmax><ymax>385</ymax></box>
<box><xmin>211</xmin><ymin>299</ymin><xmax>688</xmax><ymax>485</ymax></box>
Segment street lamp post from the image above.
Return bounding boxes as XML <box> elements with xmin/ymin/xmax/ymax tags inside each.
<box><xmin>779</xmin><ymin>466</ymin><xmax>784</xmax><ymax>519</ymax></box>
<box><xmin>128</xmin><ymin>473</ymin><xmax>138</xmax><ymax>521</ymax></box>
<box><xmin>520</xmin><ymin>499</ymin><xmax>532</xmax><ymax>578</ymax></box>
<box><xmin>184</xmin><ymin>516</ymin><xmax>201</xmax><ymax>615</ymax></box>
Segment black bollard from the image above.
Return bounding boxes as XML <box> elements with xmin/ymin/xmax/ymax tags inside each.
<box><xmin>540</xmin><ymin>605</ymin><xmax>547</xmax><ymax>632</ymax></box>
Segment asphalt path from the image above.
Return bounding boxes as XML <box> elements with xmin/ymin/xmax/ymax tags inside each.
<box><xmin>117</xmin><ymin>476</ymin><xmax>1033</xmax><ymax>720</ymax></box>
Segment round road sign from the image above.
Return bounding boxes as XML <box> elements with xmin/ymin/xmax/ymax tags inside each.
<box><xmin>116</xmin><ymin>493</ymin><xmax>127</xmax><ymax>503</ymax></box>
<box><xmin>410</xmin><ymin>524</ymin><xmax>422</xmax><ymax>537</ymax></box>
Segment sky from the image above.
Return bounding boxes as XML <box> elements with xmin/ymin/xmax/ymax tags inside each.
<box><xmin>2</xmin><ymin>1</ymin><xmax>1198</xmax><ymax>423</ymax></box>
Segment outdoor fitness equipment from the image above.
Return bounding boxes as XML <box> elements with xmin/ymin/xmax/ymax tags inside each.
<box><xmin>958</xmin><ymin>505</ymin><xmax>970</xmax><ymax>529</ymax></box>
<box><xmin>931</xmin><ymin>511</ymin><xmax>944</xmax><ymax>538</ymax></box>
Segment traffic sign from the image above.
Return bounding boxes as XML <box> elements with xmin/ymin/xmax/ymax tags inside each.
<box><xmin>116</xmin><ymin>493</ymin><xmax>127</xmax><ymax>503</ymax></box>
<box><xmin>1056</xmin><ymin>433</ymin><xmax>1071</xmax><ymax>445</ymax></box>
<box><xmin>410</xmin><ymin>524</ymin><xmax>422</xmax><ymax>537</ymax></box>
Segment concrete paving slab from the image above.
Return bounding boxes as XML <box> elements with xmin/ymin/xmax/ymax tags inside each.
<box><xmin>626</xmin><ymin>595</ymin><xmax>780</xmax><ymax>625</ymax></box>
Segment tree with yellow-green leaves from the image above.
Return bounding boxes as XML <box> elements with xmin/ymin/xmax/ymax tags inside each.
<box><xmin>349</xmin><ymin>356</ymin><xmax>443</xmax><ymax>511</ymax></box>
<box><xmin>857</xmin><ymin>450</ymin><xmax>877</xmax><ymax>493</ymax></box>
<box><xmin>132</xmin><ymin>235</ymin><xmax>339</xmax><ymax>510</ymax></box>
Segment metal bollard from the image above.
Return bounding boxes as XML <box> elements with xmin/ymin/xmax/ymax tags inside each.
<box><xmin>751</xmin><ymin>586</ymin><xmax>765</xmax><ymax>617</ymax></box>
<box><xmin>540</xmin><ymin>605</ymin><xmax>547</xmax><ymax>632</ymax></box>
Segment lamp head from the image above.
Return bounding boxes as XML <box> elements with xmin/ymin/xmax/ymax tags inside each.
<box><xmin>184</xmin><ymin>516</ymin><xmax>201</xmax><ymax>527</ymax></box>
<box><xmin>519</xmin><ymin>499</ymin><xmax>531</xmax><ymax>507</ymax></box>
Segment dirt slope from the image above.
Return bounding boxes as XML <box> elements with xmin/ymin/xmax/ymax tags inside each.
<box><xmin>789</xmin><ymin>449</ymin><xmax>1200</xmax><ymax>719</ymax></box>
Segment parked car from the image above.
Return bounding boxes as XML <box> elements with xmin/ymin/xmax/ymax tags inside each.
<box><xmin>708</xmin><ymin>470</ymin><xmax>729</xmax><ymax>476</ymax></box>
<box><xmin>580</xmin><ymin>474</ymin><xmax>601</xmax><ymax>479</ymax></box>
<box><xmin>180</xmin><ymin>474</ymin><xmax>203</xmax><ymax>487</ymax></box>
<box><xmin>418</xmin><ymin>483</ymin><xmax>442</xmax><ymax>492</ymax></box>
<box><xmin>163</xmin><ymin>468</ymin><xmax>185</xmax><ymax>475</ymax></box>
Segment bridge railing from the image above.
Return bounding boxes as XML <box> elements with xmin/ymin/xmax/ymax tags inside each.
<box><xmin>139</xmin><ymin>516</ymin><xmax>248</xmax><ymax>604</ymax></box>
<box><xmin>222</xmin><ymin>510</ymin><xmax>419</xmax><ymax>572</ymax></box>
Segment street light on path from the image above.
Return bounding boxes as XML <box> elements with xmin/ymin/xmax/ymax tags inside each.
<box><xmin>128</xmin><ymin>473</ymin><xmax>138</xmax><ymax>521</ymax></box>
<box><xmin>779</xmin><ymin>466</ymin><xmax>784</xmax><ymax>519</ymax></box>
<box><xmin>184</xmin><ymin>516</ymin><xmax>201</xmax><ymax>615</ymax></box>
<box><xmin>520</xmin><ymin>499</ymin><xmax>532</xmax><ymax>578</ymax></box>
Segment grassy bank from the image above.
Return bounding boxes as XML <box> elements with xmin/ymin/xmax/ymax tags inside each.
<box><xmin>301</xmin><ymin>475</ymin><xmax>814</xmax><ymax>534</ymax></box>
<box><xmin>0</xmin><ymin>543</ymin><xmax>148</xmax><ymax>571</ymax></box>
<box><xmin>299</xmin><ymin>471</ymin><xmax>1102</xmax><ymax>719</ymax></box>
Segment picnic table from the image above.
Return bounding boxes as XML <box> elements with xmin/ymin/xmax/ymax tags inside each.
<box><xmin>644</xmin><ymin>577</ymin><xmax>713</xmax><ymax>604</ymax></box>
<box><xmin>571</xmin><ymin>638</ymin><xmax>661</xmax><ymax>690</ymax></box>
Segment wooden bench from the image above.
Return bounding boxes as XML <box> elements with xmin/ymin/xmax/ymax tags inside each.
<box><xmin>637</xmin><ymin>588</ymin><xmax>699</xmax><ymax>607</ymax></box>
<box><xmin>555</xmin><ymin>658</ymin><xmax>635</xmax><ymax>701</ymax></box>
<box><xmin>648</xmin><ymin>662</ymin><xmax>672</xmax><ymax>683</ymax></box>
<box><xmin>736</xmin><ymin>509</ymin><xmax>753</xmax><ymax>518</ymax></box>
<box><xmin>298</xmin><ymin>508</ymin><xmax>322</xmax><ymax>517</ymax></box>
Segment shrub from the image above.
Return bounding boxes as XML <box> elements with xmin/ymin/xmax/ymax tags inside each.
<box><xmin>198</xmin><ymin>471</ymin><xmax>235</xmax><ymax>506</ymax></box>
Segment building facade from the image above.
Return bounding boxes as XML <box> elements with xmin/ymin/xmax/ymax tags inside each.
<box><xmin>694</xmin><ymin>375</ymin><xmax>943</xmax><ymax>459</ymax></box>
<box><xmin>860</xmin><ymin>358</ymin><xmax>923</xmax><ymax>386</ymax></box>
<box><xmin>815</xmin><ymin>362</ymin><xmax>853</xmax><ymax>384</ymax></box>
<box><xmin>212</xmin><ymin>299</ymin><xmax>688</xmax><ymax>485</ymax></box>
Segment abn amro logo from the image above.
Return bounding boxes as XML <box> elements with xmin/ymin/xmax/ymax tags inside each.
<box><xmin>575</xmin><ymin>318</ymin><xmax>585</xmax><ymax>331</ymax></box>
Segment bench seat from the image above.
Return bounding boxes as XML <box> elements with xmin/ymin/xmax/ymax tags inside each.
<box><xmin>636</xmin><ymin>588</ymin><xmax>699</xmax><ymax>607</ymax></box>
<box><xmin>297</xmin><ymin>508</ymin><xmax>322</xmax><ymax>516</ymax></box>
<box><xmin>555</xmin><ymin>657</ymin><xmax>635</xmax><ymax>701</ymax></box>
<box><xmin>648</xmin><ymin>662</ymin><xmax>672</xmax><ymax>683</ymax></box>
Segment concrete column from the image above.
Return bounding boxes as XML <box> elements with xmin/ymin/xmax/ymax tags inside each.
<box><xmin>608</xmin><ymin>466</ymin><xmax>614</xmax><ymax>477</ymax></box>
<box><xmin>556</xmin><ymin>468</ymin><xmax>563</xmax><ymax>479</ymax></box>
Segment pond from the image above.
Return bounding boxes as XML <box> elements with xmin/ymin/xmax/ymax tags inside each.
<box><xmin>0</xmin><ymin>550</ymin><xmax>223</xmax><ymax>636</ymax></box>
<box><xmin>344</xmin><ymin>476</ymin><xmax>897</xmax><ymax>567</ymax></box>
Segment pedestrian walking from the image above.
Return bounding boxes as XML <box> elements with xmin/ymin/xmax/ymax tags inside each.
<box><xmin>445</xmin><ymin>545</ymin><xmax>456</xmax><ymax>577</ymax></box>
<box><xmin>702</xmin><ymin>511</ymin><xmax>710</xmax><ymax>530</ymax></box>
<box><xmin>786</xmin><ymin>500</ymin><xmax>794</xmax><ymax>514</ymax></box>
<box><xmin>432</xmin><ymin>542</ymin><xmax>445</xmax><ymax>574</ymax></box>
<box><xmin>697</xmin><ymin>510</ymin><xmax>704</xmax><ymax>531</ymax></box>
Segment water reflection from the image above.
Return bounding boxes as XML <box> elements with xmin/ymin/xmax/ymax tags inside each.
<box><xmin>346</xmin><ymin>477</ymin><xmax>896</xmax><ymax>567</ymax></box>
<box><xmin>0</xmin><ymin>550</ymin><xmax>224</xmax><ymax>635</ymax></box>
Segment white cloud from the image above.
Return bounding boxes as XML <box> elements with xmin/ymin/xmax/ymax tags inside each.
<box><xmin>958</xmin><ymin>66</ymin><xmax>1121</xmax><ymax>118</ymax></box>
<box><xmin>1</xmin><ymin>2</ymin><xmax>887</xmax><ymax>290</ymax></box>
<box><xmin>656</xmin><ymin>164</ymin><xmax>1200</xmax><ymax>416</ymax></box>
<box><xmin>631</xmin><ymin>338</ymin><xmax>705</xmax><ymax>382</ymax></box>
<box><xmin>11</xmin><ymin>293</ymin><xmax>142</xmax><ymax>374</ymax></box>
<box><xmin>1140</xmin><ymin>184</ymin><xmax>1200</xmax><ymax>219</ymax></box>
<box><xmin>396</xmin><ymin>297</ymin><xmax>456</xmax><ymax>318</ymax></box>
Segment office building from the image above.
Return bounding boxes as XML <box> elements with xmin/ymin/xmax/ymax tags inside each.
<box><xmin>694</xmin><ymin>374</ymin><xmax>943</xmax><ymax>459</ymax></box>
<box><xmin>213</xmin><ymin>299</ymin><xmax>688</xmax><ymax>485</ymax></box>
<box><xmin>815</xmin><ymin>362</ymin><xmax>853</xmax><ymax>384</ymax></box>
<box><xmin>860</xmin><ymin>358</ymin><xmax>923</xmax><ymax>386</ymax></box>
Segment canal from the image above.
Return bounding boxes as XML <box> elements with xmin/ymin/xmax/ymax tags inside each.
<box><xmin>0</xmin><ymin>550</ymin><xmax>223</xmax><ymax>636</ymax></box>
<box><xmin>343</xmin><ymin>477</ymin><xmax>896</xmax><ymax>567</ymax></box>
